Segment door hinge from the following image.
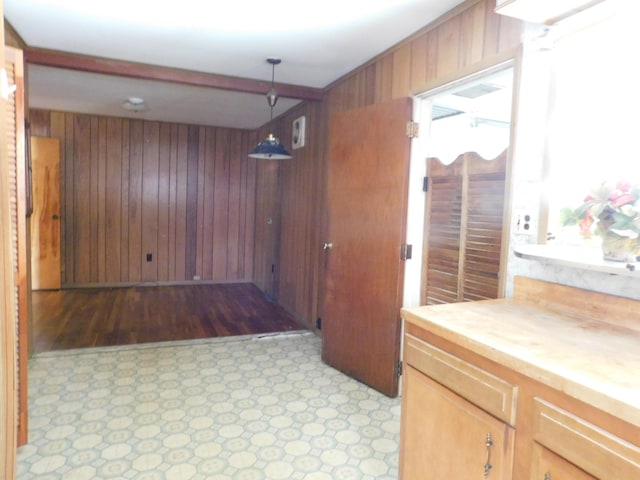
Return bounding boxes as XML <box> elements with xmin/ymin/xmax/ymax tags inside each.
<box><xmin>396</xmin><ymin>360</ymin><xmax>403</xmax><ymax>378</ymax></box>
<box><xmin>316</xmin><ymin>317</ymin><xmax>322</xmax><ymax>330</ymax></box>
<box><xmin>422</xmin><ymin>176</ymin><xmax>429</xmax><ymax>192</ymax></box>
<box><xmin>400</xmin><ymin>244</ymin><xmax>412</xmax><ymax>261</ymax></box>
<box><xmin>406</xmin><ymin>121</ymin><xmax>419</xmax><ymax>138</ymax></box>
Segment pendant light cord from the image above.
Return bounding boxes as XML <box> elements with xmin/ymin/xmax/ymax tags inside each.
<box><xmin>270</xmin><ymin>62</ymin><xmax>275</xmax><ymax>122</ymax></box>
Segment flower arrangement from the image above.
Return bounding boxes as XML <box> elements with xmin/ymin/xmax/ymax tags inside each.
<box><xmin>560</xmin><ymin>181</ymin><xmax>640</xmax><ymax>260</ymax></box>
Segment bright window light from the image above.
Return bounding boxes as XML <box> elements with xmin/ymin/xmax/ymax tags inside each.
<box><xmin>546</xmin><ymin>4</ymin><xmax>640</xmax><ymax>241</ymax></box>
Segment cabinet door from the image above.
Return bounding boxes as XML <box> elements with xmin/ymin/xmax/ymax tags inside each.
<box><xmin>399</xmin><ymin>365</ymin><xmax>515</xmax><ymax>480</ymax></box>
<box><xmin>531</xmin><ymin>444</ymin><xmax>596</xmax><ymax>480</ymax></box>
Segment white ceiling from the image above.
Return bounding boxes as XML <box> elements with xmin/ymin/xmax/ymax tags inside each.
<box><xmin>4</xmin><ymin>0</ymin><xmax>465</xmax><ymax>129</ymax></box>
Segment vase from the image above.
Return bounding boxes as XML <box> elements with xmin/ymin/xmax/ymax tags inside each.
<box><xmin>600</xmin><ymin>233</ymin><xmax>631</xmax><ymax>262</ymax></box>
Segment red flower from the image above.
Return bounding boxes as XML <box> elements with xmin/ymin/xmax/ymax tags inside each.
<box><xmin>579</xmin><ymin>211</ymin><xmax>594</xmax><ymax>235</ymax></box>
<box><xmin>611</xmin><ymin>193</ymin><xmax>636</xmax><ymax>208</ymax></box>
<box><xmin>616</xmin><ymin>181</ymin><xmax>632</xmax><ymax>193</ymax></box>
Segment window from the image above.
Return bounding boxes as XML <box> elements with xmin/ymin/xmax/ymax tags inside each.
<box><xmin>545</xmin><ymin>2</ymin><xmax>640</xmax><ymax>244</ymax></box>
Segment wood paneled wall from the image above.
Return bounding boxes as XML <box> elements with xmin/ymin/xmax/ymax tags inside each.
<box><xmin>274</xmin><ymin>0</ymin><xmax>524</xmax><ymax>327</ymax></box>
<box><xmin>29</xmin><ymin>110</ymin><xmax>261</xmax><ymax>286</ymax></box>
<box><xmin>24</xmin><ymin>0</ymin><xmax>524</xmax><ymax>327</ymax></box>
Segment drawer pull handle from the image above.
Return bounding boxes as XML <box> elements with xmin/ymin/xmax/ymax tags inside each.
<box><xmin>544</xmin><ymin>474</ymin><xmax>551</xmax><ymax>480</ymax></box>
<box><xmin>484</xmin><ymin>433</ymin><xmax>493</xmax><ymax>478</ymax></box>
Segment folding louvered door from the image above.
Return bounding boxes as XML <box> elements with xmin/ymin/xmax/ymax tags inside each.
<box><xmin>5</xmin><ymin>46</ymin><xmax>29</xmax><ymax>446</ymax></box>
<box><xmin>422</xmin><ymin>150</ymin><xmax>507</xmax><ymax>305</ymax></box>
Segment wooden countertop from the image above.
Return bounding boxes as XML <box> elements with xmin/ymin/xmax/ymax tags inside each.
<box><xmin>401</xmin><ymin>297</ymin><xmax>640</xmax><ymax>429</ymax></box>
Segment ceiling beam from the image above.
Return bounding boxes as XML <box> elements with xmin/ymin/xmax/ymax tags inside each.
<box><xmin>25</xmin><ymin>48</ymin><xmax>324</xmax><ymax>102</ymax></box>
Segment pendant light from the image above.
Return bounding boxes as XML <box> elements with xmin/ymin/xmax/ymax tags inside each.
<box><xmin>248</xmin><ymin>58</ymin><xmax>292</xmax><ymax>160</ymax></box>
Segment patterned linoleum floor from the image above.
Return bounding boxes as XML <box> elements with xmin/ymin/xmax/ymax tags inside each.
<box><xmin>17</xmin><ymin>332</ymin><xmax>401</xmax><ymax>479</ymax></box>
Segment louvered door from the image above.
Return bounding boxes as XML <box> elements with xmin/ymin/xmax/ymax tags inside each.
<box><xmin>5</xmin><ymin>46</ymin><xmax>29</xmax><ymax>446</ymax></box>
<box><xmin>422</xmin><ymin>150</ymin><xmax>507</xmax><ymax>304</ymax></box>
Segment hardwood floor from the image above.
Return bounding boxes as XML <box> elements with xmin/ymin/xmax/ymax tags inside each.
<box><xmin>31</xmin><ymin>283</ymin><xmax>306</xmax><ymax>353</ymax></box>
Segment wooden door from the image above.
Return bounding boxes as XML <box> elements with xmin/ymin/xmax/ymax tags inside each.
<box><xmin>30</xmin><ymin>137</ymin><xmax>61</xmax><ymax>290</ymax></box>
<box><xmin>422</xmin><ymin>150</ymin><xmax>507</xmax><ymax>304</ymax></box>
<box><xmin>321</xmin><ymin>98</ymin><xmax>412</xmax><ymax>397</ymax></box>
<box><xmin>399</xmin><ymin>366</ymin><xmax>515</xmax><ymax>479</ymax></box>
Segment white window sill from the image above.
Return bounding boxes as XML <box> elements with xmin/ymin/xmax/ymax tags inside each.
<box><xmin>514</xmin><ymin>244</ymin><xmax>640</xmax><ymax>277</ymax></box>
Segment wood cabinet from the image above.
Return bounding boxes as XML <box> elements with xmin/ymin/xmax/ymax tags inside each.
<box><xmin>400</xmin><ymin>334</ymin><xmax>515</xmax><ymax>479</ymax></box>
<box><xmin>399</xmin><ymin>277</ymin><xmax>640</xmax><ymax>480</ymax></box>
<box><xmin>401</xmin><ymin>364</ymin><xmax>514</xmax><ymax>479</ymax></box>
<box><xmin>531</xmin><ymin>444</ymin><xmax>596</xmax><ymax>480</ymax></box>
<box><xmin>531</xmin><ymin>398</ymin><xmax>640</xmax><ymax>480</ymax></box>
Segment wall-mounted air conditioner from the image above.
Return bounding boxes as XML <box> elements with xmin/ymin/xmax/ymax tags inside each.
<box><xmin>495</xmin><ymin>0</ymin><xmax>606</xmax><ymax>24</ymax></box>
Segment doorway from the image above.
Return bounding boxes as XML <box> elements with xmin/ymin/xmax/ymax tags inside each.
<box><xmin>404</xmin><ymin>65</ymin><xmax>514</xmax><ymax>306</ymax></box>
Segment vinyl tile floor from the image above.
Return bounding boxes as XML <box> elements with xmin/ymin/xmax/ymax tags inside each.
<box><xmin>17</xmin><ymin>332</ymin><xmax>402</xmax><ymax>479</ymax></box>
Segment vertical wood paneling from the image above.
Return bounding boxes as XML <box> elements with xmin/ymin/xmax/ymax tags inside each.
<box><xmin>50</xmin><ymin>113</ymin><xmax>66</xmax><ymax>282</ymax></box>
<box><xmin>410</xmin><ymin>33</ymin><xmax>428</xmax><ymax>90</ymax></box>
<box><xmin>273</xmin><ymin>0</ymin><xmax>524</xmax><ymax>328</ymax></box>
<box><xmin>227</xmin><ymin>130</ymin><xmax>242</xmax><ymax>279</ymax></box>
<box><xmin>243</xmin><ymin>141</ymin><xmax>258</xmax><ymax>281</ymax></box>
<box><xmin>105</xmin><ymin>118</ymin><xmax>122</xmax><ymax>283</ymax></box>
<box><xmin>166</xmin><ymin>124</ymin><xmax>179</xmax><ymax>280</ymax></box>
<box><xmin>89</xmin><ymin>117</ymin><xmax>99</xmax><ymax>281</ymax></box>
<box><xmin>201</xmin><ymin>128</ymin><xmax>215</xmax><ymax>280</ymax></box>
<box><xmin>195</xmin><ymin>127</ymin><xmax>206</xmax><ymax>278</ymax></box>
<box><xmin>29</xmin><ymin>110</ymin><xmax>50</xmax><ymax>137</ymax></box>
<box><xmin>185</xmin><ymin>125</ymin><xmax>199</xmax><ymax>281</ymax></box>
<box><xmin>174</xmin><ymin>125</ymin><xmax>189</xmax><ymax>280</ymax></box>
<box><xmin>120</xmin><ymin>119</ymin><xmax>130</xmax><ymax>281</ymax></box>
<box><xmin>29</xmin><ymin>110</ymin><xmax>257</xmax><ymax>286</ymax></box>
<box><xmin>363</xmin><ymin>64</ymin><xmax>377</xmax><ymax>106</ymax></box>
<box><xmin>97</xmin><ymin>118</ymin><xmax>107</xmax><ymax>282</ymax></box>
<box><xmin>157</xmin><ymin>123</ymin><xmax>171</xmax><ymax>281</ymax></box>
<box><xmin>482</xmin><ymin>0</ymin><xmax>501</xmax><ymax>57</ymax></box>
<box><xmin>73</xmin><ymin>115</ymin><xmax>91</xmax><ymax>283</ymax></box>
<box><xmin>377</xmin><ymin>55</ymin><xmax>394</xmax><ymax>103</ymax></box>
<box><xmin>141</xmin><ymin>122</ymin><xmax>159</xmax><ymax>281</ymax></box>
<box><xmin>276</xmin><ymin>101</ymin><xmax>325</xmax><ymax>327</ymax></box>
<box><xmin>460</xmin><ymin>1</ymin><xmax>487</xmax><ymax>68</ymax></box>
<box><xmin>425</xmin><ymin>30</ymin><xmax>439</xmax><ymax>84</ymax></box>
<box><xmin>392</xmin><ymin>44</ymin><xmax>412</xmax><ymax>99</ymax></box>
<box><xmin>24</xmin><ymin>0</ymin><xmax>524</xmax><ymax>335</ymax></box>
<box><xmin>128</xmin><ymin>120</ymin><xmax>143</xmax><ymax>282</ymax></box>
<box><xmin>436</xmin><ymin>16</ymin><xmax>462</xmax><ymax>78</ymax></box>
<box><xmin>64</xmin><ymin>113</ymin><xmax>75</xmax><ymax>284</ymax></box>
<box><xmin>213</xmin><ymin>129</ymin><xmax>230</xmax><ymax>279</ymax></box>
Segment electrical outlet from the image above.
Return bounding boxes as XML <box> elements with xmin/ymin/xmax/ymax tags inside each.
<box><xmin>515</xmin><ymin>211</ymin><xmax>534</xmax><ymax>235</ymax></box>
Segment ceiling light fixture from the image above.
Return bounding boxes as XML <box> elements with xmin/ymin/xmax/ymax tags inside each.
<box><xmin>248</xmin><ymin>58</ymin><xmax>292</xmax><ymax>160</ymax></box>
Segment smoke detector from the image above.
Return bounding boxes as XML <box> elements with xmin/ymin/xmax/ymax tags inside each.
<box><xmin>122</xmin><ymin>96</ymin><xmax>147</xmax><ymax>112</ymax></box>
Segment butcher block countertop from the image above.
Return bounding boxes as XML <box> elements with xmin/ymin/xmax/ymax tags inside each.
<box><xmin>401</xmin><ymin>277</ymin><xmax>640</xmax><ymax>429</ymax></box>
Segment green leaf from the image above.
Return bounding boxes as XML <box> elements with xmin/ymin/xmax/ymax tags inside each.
<box><xmin>560</xmin><ymin>207</ymin><xmax>578</xmax><ymax>226</ymax></box>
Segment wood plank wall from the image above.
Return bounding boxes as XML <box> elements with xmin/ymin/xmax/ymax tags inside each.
<box><xmin>273</xmin><ymin>0</ymin><xmax>524</xmax><ymax>327</ymax></box>
<box><xmin>29</xmin><ymin>110</ymin><xmax>261</xmax><ymax>286</ymax></box>
<box><xmin>23</xmin><ymin>0</ymin><xmax>524</xmax><ymax>329</ymax></box>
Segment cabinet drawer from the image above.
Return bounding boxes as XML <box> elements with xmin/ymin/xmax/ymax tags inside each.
<box><xmin>533</xmin><ymin>398</ymin><xmax>640</xmax><ymax>479</ymax></box>
<box><xmin>404</xmin><ymin>334</ymin><xmax>517</xmax><ymax>425</ymax></box>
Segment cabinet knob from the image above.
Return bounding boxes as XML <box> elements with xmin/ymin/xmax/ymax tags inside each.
<box><xmin>544</xmin><ymin>474</ymin><xmax>551</xmax><ymax>480</ymax></box>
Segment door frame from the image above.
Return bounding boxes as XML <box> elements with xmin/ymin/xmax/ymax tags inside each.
<box><xmin>405</xmin><ymin>50</ymin><xmax>522</xmax><ymax>305</ymax></box>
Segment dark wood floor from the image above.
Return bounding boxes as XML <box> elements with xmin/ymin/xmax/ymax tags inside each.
<box><xmin>31</xmin><ymin>283</ymin><xmax>305</xmax><ymax>353</ymax></box>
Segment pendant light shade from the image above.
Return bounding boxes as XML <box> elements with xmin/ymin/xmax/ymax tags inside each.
<box><xmin>249</xmin><ymin>58</ymin><xmax>292</xmax><ymax>160</ymax></box>
<box><xmin>249</xmin><ymin>133</ymin><xmax>292</xmax><ymax>160</ymax></box>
